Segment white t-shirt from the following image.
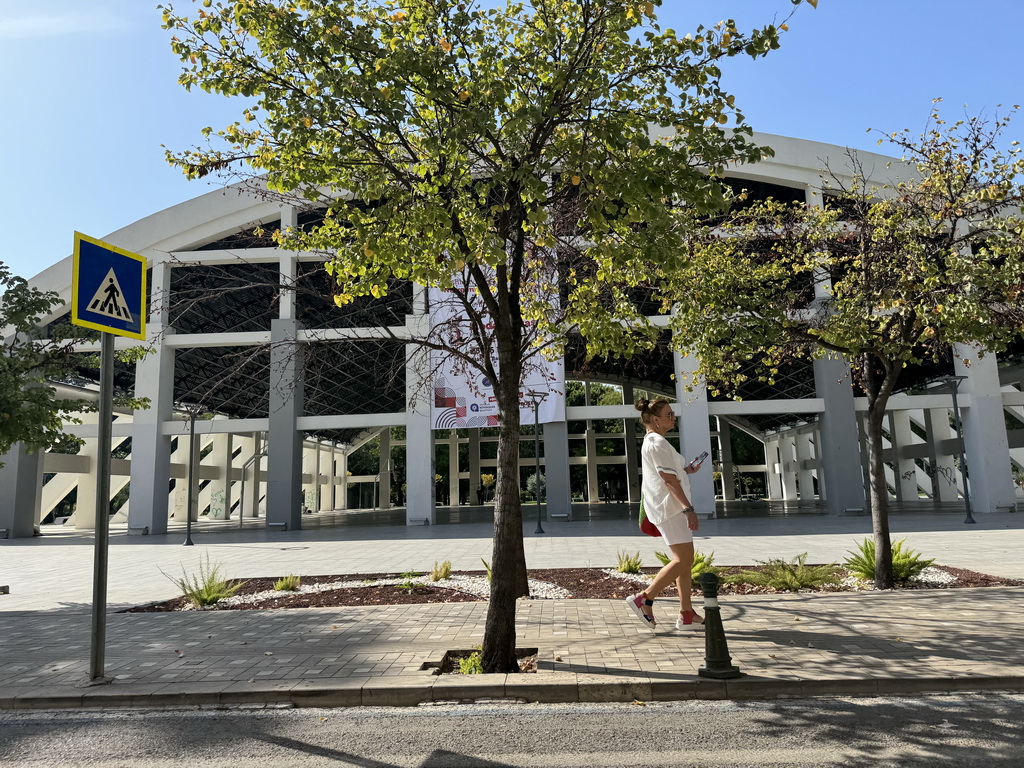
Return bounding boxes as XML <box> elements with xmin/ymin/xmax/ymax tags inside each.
<box><xmin>640</xmin><ymin>432</ymin><xmax>691</xmax><ymax>525</ymax></box>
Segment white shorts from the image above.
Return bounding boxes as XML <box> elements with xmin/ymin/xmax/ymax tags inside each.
<box><xmin>656</xmin><ymin>511</ymin><xmax>694</xmax><ymax>547</ymax></box>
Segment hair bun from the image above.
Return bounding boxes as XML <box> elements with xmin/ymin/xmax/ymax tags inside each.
<box><xmin>635</xmin><ymin>398</ymin><xmax>649</xmax><ymax>412</ymax></box>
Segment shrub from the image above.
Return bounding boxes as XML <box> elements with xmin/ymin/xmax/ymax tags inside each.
<box><xmin>398</xmin><ymin>579</ymin><xmax>418</xmax><ymax>594</ymax></box>
<box><xmin>653</xmin><ymin>550</ymin><xmax>717</xmax><ymax>580</ymax></box>
<box><xmin>844</xmin><ymin>538</ymin><xmax>935</xmax><ymax>583</ymax></box>
<box><xmin>273</xmin><ymin>574</ymin><xmax>301</xmax><ymax>592</ymax></box>
<box><xmin>458</xmin><ymin>650</ymin><xmax>483</xmax><ymax>675</ymax></box>
<box><xmin>481</xmin><ymin>558</ymin><xmax>492</xmax><ymax>583</ymax></box>
<box><xmin>400</xmin><ymin>570</ymin><xmax>422</xmax><ymax>579</ymax></box>
<box><xmin>727</xmin><ymin>553</ymin><xmax>839</xmax><ymax>591</ymax></box>
<box><xmin>692</xmin><ymin>551</ymin><xmax>718</xmax><ymax>580</ymax></box>
<box><xmin>431</xmin><ymin>560</ymin><xmax>453</xmax><ymax>582</ymax></box>
<box><xmin>164</xmin><ymin>554</ymin><xmax>244</xmax><ymax>607</ymax></box>
<box><xmin>616</xmin><ymin>550</ymin><xmax>644</xmax><ymax>574</ymax></box>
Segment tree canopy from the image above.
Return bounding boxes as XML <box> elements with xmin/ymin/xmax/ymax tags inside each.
<box><xmin>162</xmin><ymin>0</ymin><xmax>816</xmax><ymax>670</ymax></box>
<box><xmin>0</xmin><ymin>263</ymin><xmax>88</xmax><ymax>464</ymax></box>
<box><xmin>668</xmin><ymin>104</ymin><xmax>1024</xmax><ymax>587</ymax></box>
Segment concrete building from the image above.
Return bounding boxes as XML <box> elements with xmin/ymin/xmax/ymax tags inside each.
<box><xmin>2</xmin><ymin>134</ymin><xmax>1022</xmax><ymax>539</ymax></box>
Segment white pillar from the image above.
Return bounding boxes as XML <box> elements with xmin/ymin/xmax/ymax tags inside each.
<box><xmin>319</xmin><ymin>443</ymin><xmax>333</xmax><ymax>511</ymax></box>
<box><xmin>266</xmin><ymin>318</ymin><xmax>303</xmax><ymax>530</ymax></box>
<box><xmin>954</xmin><ymin>345</ymin><xmax>1017</xmax><ymax>513</ymax></box>
<box><xmin>378</xmin><ymin>428</ymin><xmax>392</xmax><ymax>509</ymax></box>
<box><xmin>890</xmin><ymin>411</ymin><xmax>920</xmax><ymax>502</ymax></box>
<box><xmin>448</xmin><ymin>429</ymin><xmax>460</xmax><ymax>506</ymax></box>
<box><xmin>0</xmin><ymin>444</ymin><xmax>43</xmax><ymax>538</ymax></box>
<box><xmin>673</xmin><ymin>350</ymin><xmax>715</xmax><ymax>515</ymax></box>
<box><xmin>544</xmin><ymin>419</ymin><xmax>572</xmax><ymax>520</ymax></box>
<box><xmin>405</xmin><ymin>307</ymin><xmax>435</xmax><ymax>524</ymax></box>
<box><xmin>205</xmin><ymin>432</ymin><xmax>232</xmax><ymax>520</ymax></box>
<box><xmin>813</xmin><ymin>355</ymin><xmax>866</xmax><ymax>514</ymax></box>
<box><xmin>765</xmin><ymin>438</ymin><xmax>783</xmax><ymax>499</ymax></box>
<box><xmin>779</xmin><ymin>434</ymin><xmax>799</xmax><ymax>500</ymax></box>
<box><xmin>335</xmin><ymin>447</ymin><xmax>349</xmax><ymax>510</ymax></box>
<box><xmin>468</xmin><ymin>429</ymin><xmax>482</xmax><ymax>504</ymax></box>
<box><xmin>796</xmin><ymin>430</ymin><xmax>816</xmax><ymax>500</ymax></box>
<box><xmin>718</xmin><ymin>420</ymin><xmax>737</xmax><ymax>501</ymax></box>
<box><xmin>622</xmin><ymin>384</ymin><xmax>640</xmax><ymax>503</ymax></box>
<box><xmin>925</xmin><ymin>408</ymin><xmax>960</xmax><ymax>501</ymax></box>
<box><xmin>128</xmin><ymin>259</ymin><xmax>175</xmax><ymax>535</ymax></box>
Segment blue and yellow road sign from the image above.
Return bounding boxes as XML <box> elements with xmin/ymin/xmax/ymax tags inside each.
<box><xmin>71</xmin><ymin>232</ymin><xmax>147</xmax><ymax>340</ymax></box>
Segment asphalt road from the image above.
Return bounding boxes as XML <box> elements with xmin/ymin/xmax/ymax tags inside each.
<box><xmin>2</xmin><ymin>694</ymin><xmax>1022</xmax><ymax>767</ymax></box>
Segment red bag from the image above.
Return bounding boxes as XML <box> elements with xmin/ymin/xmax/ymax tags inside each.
<box><xmin>638</xmin><ymin>495</ymin><xmax>660</xmax><ymax>537</ymax></box>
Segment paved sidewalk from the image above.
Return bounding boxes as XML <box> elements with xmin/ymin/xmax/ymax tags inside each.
<box><xmin>2</xmin><ymin>511</ymin><xmax>1023</xmax><ymax>710</ymax></box>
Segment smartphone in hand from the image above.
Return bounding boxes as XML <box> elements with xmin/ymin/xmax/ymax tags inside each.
<box><xmin>689</xmin><ymin>451</ymin><xmax>709</xmax><ymax>467</ymax></box>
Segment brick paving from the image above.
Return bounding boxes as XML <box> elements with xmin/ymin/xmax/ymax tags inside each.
<box><xmin>2</xmin><ymin>509</ymin><xmax>1024</xmax><ymax>708</ymax></box>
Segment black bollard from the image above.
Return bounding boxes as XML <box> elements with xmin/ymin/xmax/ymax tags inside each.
<box><xmin>697</xmin><ymin>572</ymin><xmax>742</xmax><ymax>680</ymax></box>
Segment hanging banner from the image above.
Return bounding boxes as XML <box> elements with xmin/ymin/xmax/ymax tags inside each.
<box><xmin>428</xmin><ymin>277</ymin><xmax>564</xmax><ymax>429</ymax></box>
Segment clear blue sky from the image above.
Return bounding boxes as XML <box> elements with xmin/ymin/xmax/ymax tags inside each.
<box><xmin>1</xmin><ymin>0</ymin><xmax>1021</xmax><ymax>282</ymax></box>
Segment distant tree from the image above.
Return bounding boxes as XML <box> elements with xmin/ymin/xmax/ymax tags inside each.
<box><xmin>162</xmin><ymin>0</ymin><xmax>815</xmax><ymax>671</ymax></box>
<box><xmin>669</xmin><ymin>104</ymin><xmax>1024</xmax><ymax>588</ymax></box>
<box><xmin>0</xmin><ymin>262</ymin><xmax>89</xmax><ymax>465</ymax></box>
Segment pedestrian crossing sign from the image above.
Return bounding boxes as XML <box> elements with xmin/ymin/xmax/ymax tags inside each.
<box><xmin>71</xmin><ymin>232</ymin><xmax>147</xmax><ymax>340</ymax></box>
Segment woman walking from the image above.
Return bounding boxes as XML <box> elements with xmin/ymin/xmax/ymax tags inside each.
<box><xmin>626</xmin><ymin>398</ymin><xmax>706</xmax><ymax>631</ymax></box>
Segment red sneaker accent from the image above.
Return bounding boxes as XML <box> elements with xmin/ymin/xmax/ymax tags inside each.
<box><xmin>675</xmin><ymin>609</ymin><xmax>705</xmax><ymax>632</ymax></box>
<box><xmin>625</xmin><ymin>593</ymin><xmax>657</xmax><ymax>627</ymax></box>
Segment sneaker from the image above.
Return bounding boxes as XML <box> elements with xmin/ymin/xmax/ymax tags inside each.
<box><xmin>675</xmin><ymin>609</ymin><xmax>705</xmax><ymax>631</ymax></box>
<box><xmin>625</xmin><ymin>593</ymin><xmax>656</xmax><ymax>627</ymax></box>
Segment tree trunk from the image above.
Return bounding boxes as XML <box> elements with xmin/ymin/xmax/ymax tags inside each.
<box><xmin>862</xmin><ymin>354</ymin><xmax>895</xmax><ymax>590</ymax></box>
<box><xmin>864</xmin><ymin>400</ymin><xmax>895</xmax><ymax>589</ymax></box>
<box><xmin>481</xmin><ymin>360</ymin><xmax>529</xmax><ymax>673</ymax></box>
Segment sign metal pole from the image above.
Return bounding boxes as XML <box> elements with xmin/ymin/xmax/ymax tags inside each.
<box><xmin>88</xmin><ymin>331</ymin><xmax>115</xmax><ymax>683</ymax></box>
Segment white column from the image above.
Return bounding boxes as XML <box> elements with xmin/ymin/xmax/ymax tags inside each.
<box><xmin>339</xmin><ymin>444</ymin><xmax>352</xmax><ymax>512</ymax></box>
<box><xmin>319</xmin><ymin>443</ymin><xmax>333</xmax><ymax>511</ymax></box>
<box><xmin>584</xmin><ymin>425</ymin><xmax>599</xmax><ymax>502</ymax></box>
<box><xmin>0</xmin><ymin>444</ymin><xmax>43</xmax><ymax>538</ymax></box>
<box><xmin>241</xmin><ymin>433</ymin><xmax>262</xmax><ymax>518</ymax></box>
<box><xmin>925</xmin><ymin>408</ymin><xmax>960</xmax><ymax>501</ymax></box>
<box><xmin>622</xmin><ymin>384</ymin><xmax>640</xmax><ymax>503</ymax></box>
<box><xmin>544</xmin><ymin>419</ymin><xmax>572</xmax><ymax>520</ymax></box>
<box><xmin>890</xmin><ymin>411</ymin><xmax>920</xmax><ymax>502</ymax></box>
<box><xmin>405</xmin><ymin>306</ymin><xmax>435</xmax><ymax>524</ymax></box>
<box><xmin>779</xmin><ymin>434</ymin><xmax>799</xmax><ymax>500</ymax></box>
<box><xmin>378</xmin><ymin>428</ymin><xmax>392</xmax><ymax>509</ymax></box>
<box><xmin>796</xmin><ymin>430</ymin><xmax>816</xmax><ymax>500</ymax></box>
<box><xmin>673</xmin><ymin>350</ymin><xmax>715</xmax><ymax>515</ymax></box>
<box><xmin>128</xmin><ymin>259</ymin><xmax>175</xmax><ymax>535</ymax></box>
<box><xmin>765</xmin><ymin>438</ymin><xmax>783</xmax><ymax>499</ymax></box>
<box><xmin>813</xmin><ymin>355</ymin><xmax>866</xmax><ymax>514</ymax></box>
<box><xmin>301</xmin><ymin>443</ymin><xmax>317</xmax><ymax>509</ymax></box>
<box><xmin>954</xmin><ymin>345</ymin><xmax>1017</xmax><ymax>513</ymax></box>
<box><xmin>206</xmin><ymin>432</ymin><xmax>232</xmax><ymax>520</ymax></box>
<box><xmin>266</xmin><ymin>318</ymin><xmax>303</xmax><ymax>530</ymax></box>
<box><xmin>718</xmin><ymin>420</ymin><xmax>737</xmax><ymax>500</ymax></box>
<box><xmin>468</xmin><ymin>430</ymin><xmax>482</xmax><ymax>504</ymax></box>
<box><xmin>448</xmin><ymin>429</ymin><xmax>460</xmax><ymax>506</ymax></box>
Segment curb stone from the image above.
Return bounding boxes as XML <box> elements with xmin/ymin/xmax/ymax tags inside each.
<box><xmin>4</xmin><ymin>674</ymin><xmax>1024</xmax><ymax>711</ymax></box>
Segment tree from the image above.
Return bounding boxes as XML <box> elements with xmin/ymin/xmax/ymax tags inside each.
<box><xmin>161</xmin><ymin>0</ymin><xmax>814</xmax><ymax>671</ymax></box>
<box><xmin>668</xmin><ymin>104</ymin><xmax>1024</xmax><ymax>588</ymax></box>
<box><xmin>0</xmin><ymin>262</ymin><xmax>89</xmax><ymax>465</ymax></box>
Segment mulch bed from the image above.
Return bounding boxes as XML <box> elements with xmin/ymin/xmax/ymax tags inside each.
<box><xmin>121</xmin><ymin>564</ymin><xmax>1022</xmax><ymax>613</ymax></box>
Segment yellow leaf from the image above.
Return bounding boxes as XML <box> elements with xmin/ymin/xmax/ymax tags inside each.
<box><xmin>571</xmin><ymin>175</ymin><xmax>581</xmax><ymax>186</ymax></box>
<box><xmin>780</xmin><ymin>23</ymin><xmax>789</xmax><ymax>32</ymax></box>
<box><xmin>391</xmin><ymin>10</ymin><xmax>406</xmax><ymax>22</ymax></box>
<box><xmin>458</xmin><ymin>89</ymin><xmax>471</xmax><ymax>102</ymax></box>
<box><xmin>302</xmin><ymin>117</ymin><xmax>313</xmax><ymax>128</ymax></box>
<box><xmin>440</xmin><ymin>38</ymin><xmax>452</xmax><ymax>53</ymax></box>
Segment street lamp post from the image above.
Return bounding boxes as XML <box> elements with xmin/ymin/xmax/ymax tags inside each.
<box><xmin>184</xmin><ymin>408</ymin><xmax>199</xmax><ymax>545</ymax></box>
<box><xmin>938</xmin><ymin>376</ymin><xmax>975</xmax><ymax>525</ymax></box>
<box><xmin>527</xmin><ymin>390</ymin><xmax>547</xmax><ymax>535</ymax></box>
